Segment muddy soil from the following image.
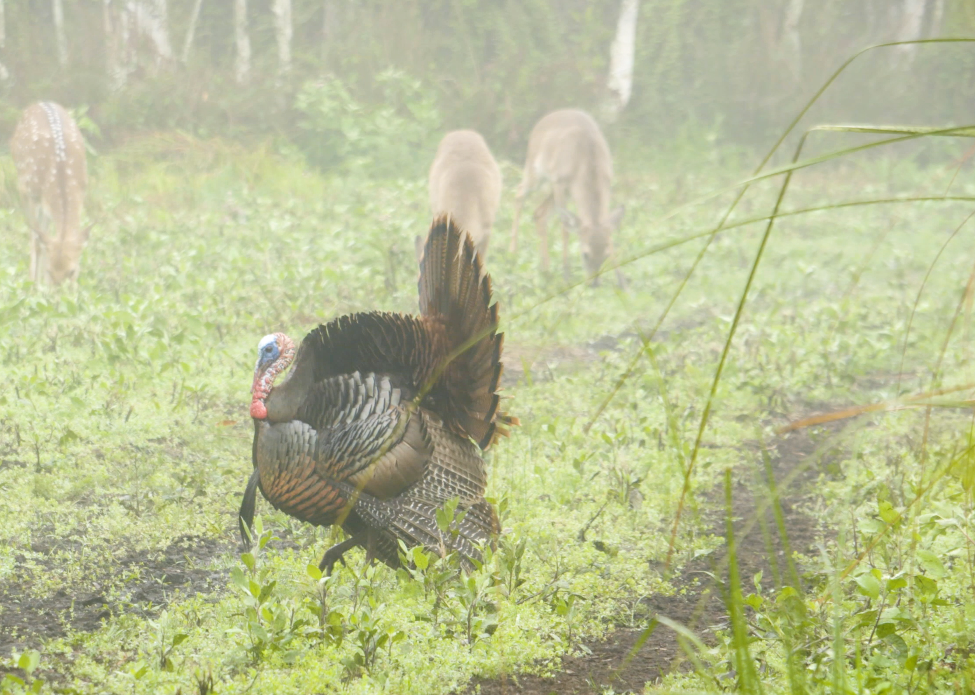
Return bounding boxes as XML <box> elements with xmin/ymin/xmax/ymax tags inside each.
<box><xmin>468</xmin><ymin>423</ymin><xmax>830</xmax><ymax>695</ymax></box>
<box><xmin>0</xmin><ymin>534</ymin><xmax>229</xmax><ymax>659</ymax></box>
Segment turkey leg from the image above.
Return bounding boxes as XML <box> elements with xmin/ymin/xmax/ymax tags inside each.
<box><xmin>318</xmin><ymin>534</ymin><xmax>365</xmax><ymax>575</ymax></box>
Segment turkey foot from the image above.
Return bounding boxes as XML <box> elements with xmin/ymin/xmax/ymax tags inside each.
<box><xmin>318</xmin><ymin>534</ymin><xmax>364</xmax><ymax>575</ymax></box>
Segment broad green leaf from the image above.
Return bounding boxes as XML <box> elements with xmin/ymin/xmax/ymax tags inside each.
<box><xmin>855</xmin><ymin>573</ymin><xmax>881</xmax><ymax>600</ymax></box>
<box><xmin>916</xmin><ymin>550</ymin><xmax>946</xmax><ymax>579</ymax></box>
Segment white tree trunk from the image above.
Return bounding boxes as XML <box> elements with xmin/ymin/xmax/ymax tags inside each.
<box><xmin>780</xmin><ymin>0</ymin><xmax>804</xmax><ymax>82</ymax></box>
<box><xmin>234</xmin><ymin>0</ymin><xmax>251</xmax><ymax>84</ymax></box>
<box><xmin>895</xmin><ymin>0</ymin><xmax>928</xmax><ymax>62</ymax></box>
<box><xmin>181</xmin><ymin>0</ymin><xmax>204</xmax><ymax>63</ymax></box>
<box><xmin>128</xmin><ymin>0</ymin><xmax>172</xmax><ymax>67</ymax></box>
<box><xmin>273</xmin><ymin>0</ymin><xmax>292</xmax><ymax>77</ymax></box>
<box><xmin>149</xmin><ymin>0</ymin><xmax>173</xmax><ymax>62</ymax></box>
<box><xmin>603</xmin><ymin>0</ymin><xmax>639</xmax><ymax>123</ymax></box>
<box><xmin>53</xmin><ymin>0</ymin><xmax>68</xmax><ymax>68</ymax></box>
<box><xmin>103</xmin><ymin>0</ymin><xmax>126</xmax><ymax>90</ymax></box>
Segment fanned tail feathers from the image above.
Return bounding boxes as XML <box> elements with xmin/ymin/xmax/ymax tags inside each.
<box><xmin>418</xmin><ymin>215</ymin><xmax>518</xmax><ymax>449</ymax></box>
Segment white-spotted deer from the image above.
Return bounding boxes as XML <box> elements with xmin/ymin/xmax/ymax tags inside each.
<box><xmin>510</xmin><ymin>109</ymin><xmax>625</xmax><ymax>287</ymax></box>
<box><xmin>10</xmin><ymin>102</ymin><xmax>90</xmax><ymax>286</ymax></box>
<box><xmin>427</xmin><ymin>130</ymin><xmax>502</xmax><ymax>261</ymax></box>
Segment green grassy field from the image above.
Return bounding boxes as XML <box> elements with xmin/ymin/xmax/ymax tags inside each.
<box><xmin>1</xmin><ymin>135</ymin><xmax>974</xmax><ymax>694</ymax></box>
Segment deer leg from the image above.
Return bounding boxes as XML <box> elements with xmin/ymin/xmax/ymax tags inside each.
<box><xmin>318</xmin><ymin>533</ymin><xmax>365</xmax><ymax>575</ymax></box>
<box><xmin>533</xmin><ymin>194</ymin><xmax>554</xmax><ymax>273</ymax></box>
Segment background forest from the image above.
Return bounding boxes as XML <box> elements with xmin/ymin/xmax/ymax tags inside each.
<box><xmin>1</xmin><ymin>0</ymin><xmax>973</xmax><ymax>165</ymax></box>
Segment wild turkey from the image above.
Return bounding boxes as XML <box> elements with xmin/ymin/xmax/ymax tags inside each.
<box><xmin>238</xmin><ymin>217</ymin><xmax>516</xmax><ymax>572</ymax></box>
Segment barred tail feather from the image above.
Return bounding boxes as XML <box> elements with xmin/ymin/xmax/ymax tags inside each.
<box><xmin>418</xmin><ymin>215</ymin><xmax>516</xmax><ymax>449</ymax></box>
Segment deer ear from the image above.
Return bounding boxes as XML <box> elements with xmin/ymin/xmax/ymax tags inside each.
<box><xmin>557</xmin><ymin>207</ymin><xmax>580</xmax><ymax>229</ymax></box>
<box><xmin>610</xmin><ymin>205</ymin><xmax>625</xmax><ymax>229</ymax></box>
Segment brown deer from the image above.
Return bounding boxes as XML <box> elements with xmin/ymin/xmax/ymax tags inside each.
<box><xmin>10</xmin><ymin>102</ymin><xmax>90</xmax><ymax>286</ymax></box>
<box><xmin>510</xmin><ymin>109</ymin><xmax>625</xmax><ymax>287</ymax></box>
<box><xmin>427</xmin><ymin>130</ymin><xmax>502</xmax><ymax>261</ymax></box>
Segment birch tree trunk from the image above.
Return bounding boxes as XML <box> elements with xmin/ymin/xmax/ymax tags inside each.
<box><xmin>53</xmin><ymin>0</ymin><xmax>68</xmax><ymax>68</ymax></box>
<box><xmin>894</xmin><ymin>0</ymin><xmax>928</xmax><ymax>63</ymax></box>
<box><xmin>146</xmin><ymin>0</ymin><xmax>173</xmax><ymax>64</ymax></box>
<box><xmin>234</xmin><ymin>0</ymin><xmax>251</xmax><ymax>84</ymax></box>
<box><xmin>603</xmin><ymin>0</ymin><xmax>639</xmax><ymax>123</ymax></box>
<box><xmin>181</xmin><ymin>0</ymin><xmax>204</xmax><ymax>63</ymax></box>
<box><xmin>272</xmin><ymin>0</ymin><xmax>292</xmax><ymax>78</ymax></box>
<box><xmin>103</xmin><ymin>0</ymin><xmax>126</xmax><ymax>90</ymax></box>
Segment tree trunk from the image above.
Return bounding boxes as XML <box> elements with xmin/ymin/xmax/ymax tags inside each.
<box><xmin>181</xmin><ymin>0</ymin><xmax>204</xmax><ymax>63</ymax></box>
<box><xmin>234</xmin><ymin>0</ymin><xmax>251</xmax><ymax>84</ymax></box>
<box><xmin>894</xmin><ymin>0</ymin><xmax>928</xmax><ymax>63</ymax></box>
<box><xmin>603</xmin><ymin>0</ymin><xmax>639</xmax><ymax>123</ymax></box>
<box><xmin>273</xmin><ymin>0</ymin><xmax>292</xmax><ymax>78</ymax></box>
<box><xmin>146</xmin><ymin>0</ymin><xmax>173</xmax><ymax>64</ymax></box>
<box><xmin>53</xmin><ymin>0</ymin><xmax>68</xmax><ymax>68</ymax></box>
<box><xmin>103</xmin><ymin>0</ymin><xmax>126</xmax><ymax>90</ymax></box>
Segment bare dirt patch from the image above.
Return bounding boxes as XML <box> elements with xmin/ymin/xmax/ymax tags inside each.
<box><xmin>468</xmin><ymin>423</ymin><xmax>830</xmax><ymax>694</ymax></box>
<box><xmin>0</xmin><ymin>534</ymin><xmax>229</xmax><ymax>659</ymax></box>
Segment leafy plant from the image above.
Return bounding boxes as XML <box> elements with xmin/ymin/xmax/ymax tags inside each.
<box><xmin>147</xmin><ymin>610</ymin><xmax>188</xmax><ymax>671</ymax></box>
<box><xmin>342</xmin><ymin>597</ymin><xmax>405</xmax><ymax>677</ymax></box>
<box><xmin>0</xmin><ymin>651</ymin><xmax>42</xmax><ymax>695</ymax></box>
<box><xmin>229</xmin><ymin>517</ymin><xmax>308</xmax><ymax>662</ymax></box>
<box><xmin>294</xmin><ymin>69</ymin><xmax>439</xmax><ymax>177</ymax></box>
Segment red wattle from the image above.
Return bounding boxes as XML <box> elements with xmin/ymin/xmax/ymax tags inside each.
<box><xmin>251</xmin><ymin>371</ymin><xmax>264</xmax><ymax>395</ymax></box>
<box><xmin>251</xmin><ymin>399</ymin><xmax>268</xmax><ymax>420</ymax></box>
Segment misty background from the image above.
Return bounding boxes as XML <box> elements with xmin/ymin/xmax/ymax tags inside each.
<box><xmin>1</xmin><ymin>0</ymin><xmax>973</xmax><ymax>172</ymax></box>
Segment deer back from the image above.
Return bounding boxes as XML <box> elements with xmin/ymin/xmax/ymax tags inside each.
<box><xmin>428</xmin><ymin>130</ymin><xmax>502</xmax><ymax>256</ymax></box>
<box><xmin>10</xmin><ymin>102</ymin><xmax>89</xmax><ymax>284</ymax></box>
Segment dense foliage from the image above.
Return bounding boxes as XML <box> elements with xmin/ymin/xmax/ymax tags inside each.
<box><xmin>2</xmin><ymin>0</ymin><xmax>975</xmax><ymax>169</ymax></box>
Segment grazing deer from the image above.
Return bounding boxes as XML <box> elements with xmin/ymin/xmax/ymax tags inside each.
<box><xmin>427</xmin><ymin>130</ymin><xmax>502</xmax><ymax>261</ymax></box>
<box><xmin>10</xmin><ymin>102</ymin><xmax>90</xmax><ymax>286</ymax></box>
<box><xmin>510</xmin><ymin>109</ymin><xmax>625</xmax><ymax>287</ymax></box>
